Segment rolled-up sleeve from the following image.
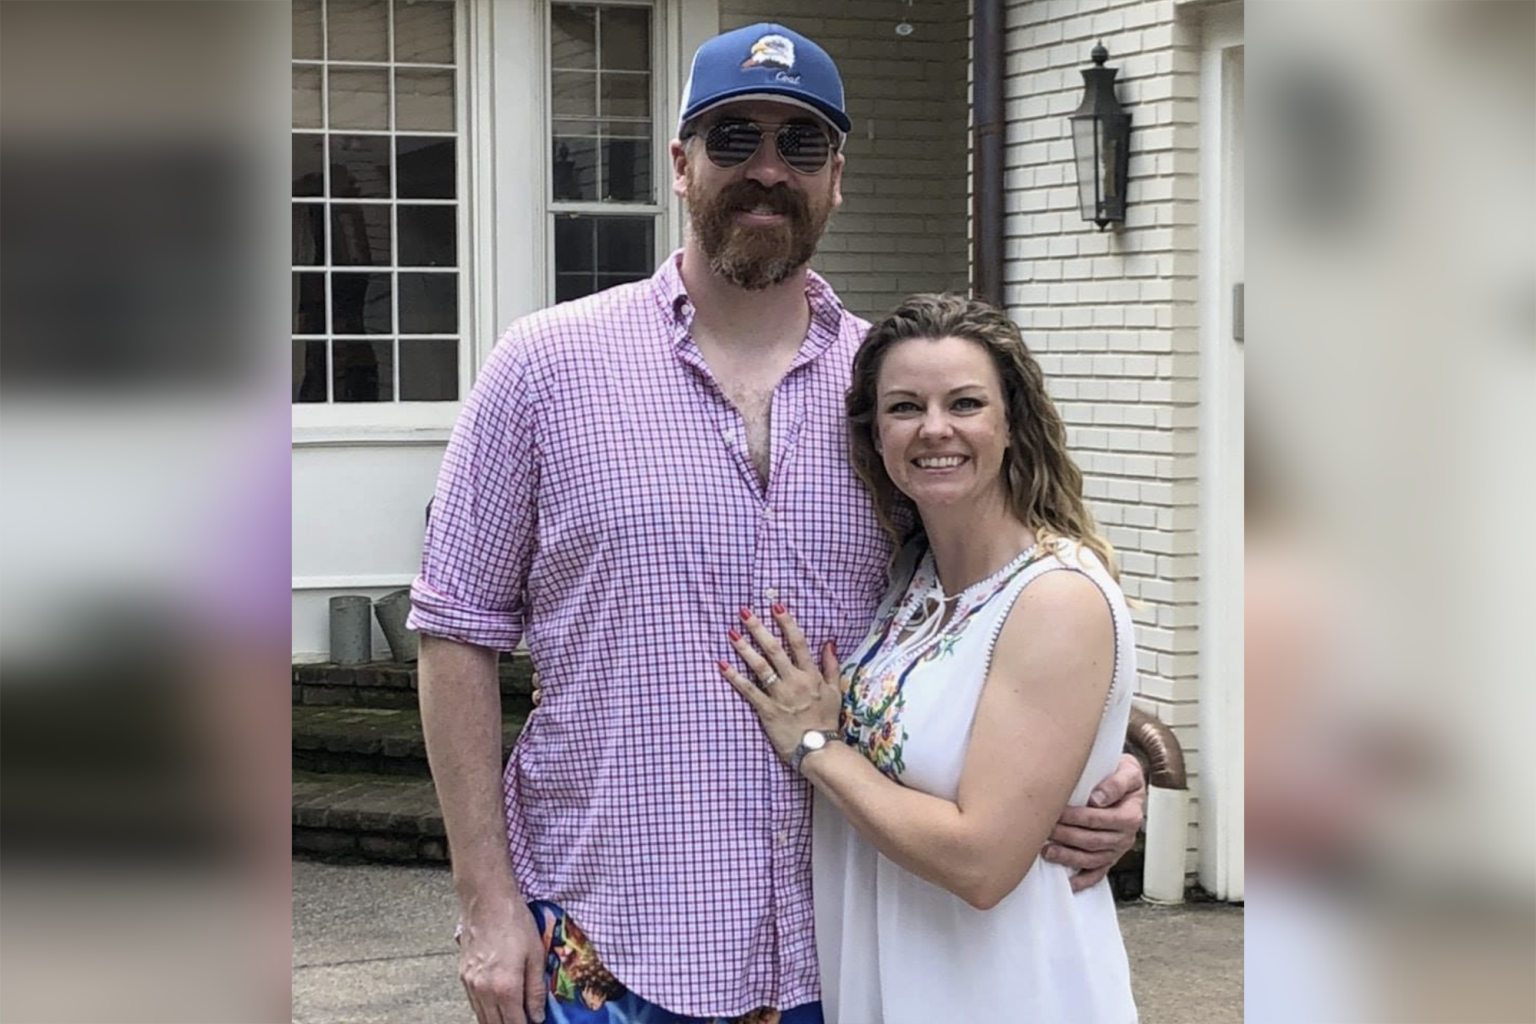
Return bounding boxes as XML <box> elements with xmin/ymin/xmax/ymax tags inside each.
<box><xmin>407</xmin><ymin>326</ymin><xmax>542</xmax><ymax>651</ymax></box>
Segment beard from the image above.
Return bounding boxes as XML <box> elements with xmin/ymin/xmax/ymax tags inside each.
<box><xmin>686</xmin><ymin>174</ymin><xmax>835</xmax><ymax>291</ymax></box>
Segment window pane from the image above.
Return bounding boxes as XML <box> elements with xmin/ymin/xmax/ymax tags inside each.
<box><xmin>399</xmin><ymin>339</ymin><xmax>458</xmax><ymax>400</ymax></box>
<box><xmin>293</xmin><ymin>0</ymin><xmax>323</xmax><ymax>61</ymax></box>
<box><xmin>554</xmin><ymin>215</ymin><xmax>653</xmax><ymax>302</ymax></box>
<box><xmin>597</xmin><ymin>272</ymin><xmax>648</xmax><ymax>291</ymax></box>
<box><xmin>603</xmin><ymin>136</ymin><xmax>650</xmax><ymax>202</ymax></box>
<box><xmin>551</xmin><ymin>71</ymin><xmax>597</xmax><ymax>118</ymax></box>
<box><xmin>329</xmin><ymin>135</ymin><xmax>391</xmax><ymax>198</ymax></box>
<box><xmin>398</xmin><ymin>205</ymin><xmax>456</xmax><ymax>266</ymax></box>
<box><xmin>329</xmin><ymin>68</ymin><xmax>390</xmax><ymax>131</ymax></box>
<box><xmin>394</xmin><ymin>0</ymin><xmax>454</xmax><ymax>63</ymax></box>
<box><xmin>291</xmin><ymin>0</ymin><xmax>463</xmax><ymax>408</ymax></box>
<box><xmin>294</xmin><ymin>135</ymin><xmax>325</xmax><ymax>196</ymax></box>
<box><xmin>293</xmin><ymin>204</ymin><xmax>327</xmax><ymax>265</ymax></box>
<box><xmin>555</xmin><ymin>274</ymin><xmax>590</xmax><ymax>304</ymax></box>
<box><xmin>395</xmin><ymin>69</ymin><xmax>454</xmax><ymax>132</ymax></box>
<box><xmin>293</xmin><ymin>66</ymin><xmax>323</xmax><ymax>129</ymax></box>
<box><xmin>328</xmin><ymin>0</ymin><xmax>388</xmax><ymax>62</ymax></box>
<box><xmin>293</xmin><ymin>273</ymin><xmax>327</xmax><ymax>334</ymax></box>
<box><xmin>551</xmin><ymin>135</ymin><xmax>597</xmax><ymax>201</ymax></box>
<box><xmin>293</xmin><ymin>339</ymin><xmax>328</xmax><ymax>401</ymax></box>
<box><xmin>597</xmin><ymin>217</ymin><xmax>653</xmax><ymax>274</ymax></box>
<box><xmin>398</xmin><ymin>273</ymin><xmax>457</xmax><ymax>333</ymax></box>
<box><xmin>600</xmin><ymin>6</ymin><xmax>649</xmax><ymax>72</ymax></box>
<box><xmin>554</xmin><ymin>215</ymin><xmax>593</xmax><ymax>273</ymax></box>
<box><xmin>333</xmin><ymin>339</ymin><xmax>394</xmax><ymax>402</ymax></box>
<box><xmin>396</xmin><ymin>137</ymin><xmax>455</xmax><ymax>198</ymax></box>
<box><xmin>599</xmin><ymin>73</ymin><xmax>648</xmax><ymax>119</ymax></box>
<box><xmin>331</xmin><ymin>204</ymin><xmax>391</xmax><ymax>266</ymax></box>
<box><xmin>550</xmin><ymin>5</ymin><xmax>596</xmax><ymax>70</ymax></box>
<box><xmin>331</xmin><ymin>272</ymin><xmax>392</xmax><ymax>333</ymax></box>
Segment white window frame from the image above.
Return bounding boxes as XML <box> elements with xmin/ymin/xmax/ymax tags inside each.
<box><xmin>292</xmin><ymin>0</ymin><xmax>480</xmax><ymax>441</ymax></box>
<box><xmin>543</xmin><ymin>0</ymin><xmax>668</xmax><ymax>304</ymax></box>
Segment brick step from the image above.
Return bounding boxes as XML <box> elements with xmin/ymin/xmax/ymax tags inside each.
<box><xmin>292</xmin><ymin>770</ymin><xmax>448</xmax><ymax>863</ymax></box>
<box><xmin>292</xmin><ymin>705</ymin><xmax>527</xmax><ymax>776</ymax></box>
<box><xmin>293</xmin><ymin>653</ymin><xmax>537</xmax><ymax>710</ymax></box>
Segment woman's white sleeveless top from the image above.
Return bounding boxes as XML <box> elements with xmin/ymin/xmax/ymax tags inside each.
<box><xmin>812</xmin><ymin>539</ymin><xmax>1139</xmax><ymax>1023</ymax></box>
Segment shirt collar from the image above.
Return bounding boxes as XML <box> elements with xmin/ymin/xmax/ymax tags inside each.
<box><xmin>650</xmin><ymin>249</ymin><xmax>848</xmax><ymax>367</ymax></box>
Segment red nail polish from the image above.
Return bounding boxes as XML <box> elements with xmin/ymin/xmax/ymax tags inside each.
<box><xmin>772</xmin><ymin>602</ymin><xmax>786</xmax><ymax>616</ymax></box>
<box><xmin>739</xmin><ymin>607</ymin><xmax>752</xmax><ymax>621</ymax></box>
<box><xmin>728</xmin><ymin>628</ymin><xmax>742</xmax><ymax>642</ymax></box>
<box><xmin>716</xmin><ymin>660</ymin><xmax>729</xmax><ymax>673</ymax></box>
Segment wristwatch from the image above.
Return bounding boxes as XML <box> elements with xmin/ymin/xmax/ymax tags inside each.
<box><xmin>791</xmin><ymin>729</ymin><xmax>839</xmax><ymax>774</ymax></box>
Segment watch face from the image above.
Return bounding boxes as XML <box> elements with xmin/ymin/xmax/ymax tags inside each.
<box><xmin>803</xmin><ymin>730</ymin><xmax>827</xmax><ymax>751</ymax></box>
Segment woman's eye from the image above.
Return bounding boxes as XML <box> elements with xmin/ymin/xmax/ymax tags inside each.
<box><xmin>886</xmin><ymin>401</ymin><xmax>919</xmax><ymax>414</ymax></box>
<box><xmin>953</xmin><ymin>397</ymin><xmax>984</xmax><ymax>411</ymax></box>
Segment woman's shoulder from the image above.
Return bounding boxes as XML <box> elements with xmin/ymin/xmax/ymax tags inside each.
<box><xmin>1033</xmin><ymin>538</ymin><xmax>1117</xmax><ymax>586</ymax></box>
<box><xmin>1009</xmin><ymin>538</ymin><xmax>1129</xmax><ymax>627</ymax></box>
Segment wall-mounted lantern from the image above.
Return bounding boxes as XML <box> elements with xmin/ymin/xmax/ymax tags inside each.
<box><xmin>1070</xmin><ymin>43</ymin><xmax>1132</xmax><ymax>229</ymax></box>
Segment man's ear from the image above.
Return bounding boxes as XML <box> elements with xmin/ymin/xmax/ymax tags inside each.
<box><xmin>670</xmin><ymin>138</ymin><xmax>691</xmax><ymax>199</ymax></box>
<box><xmin>828</xmin><ymin>150</ymin><xmax>845</xmax><ymax>209</ymax></box>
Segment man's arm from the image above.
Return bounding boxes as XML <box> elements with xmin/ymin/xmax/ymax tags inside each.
<box><xmin>418</xmin><ymin>634</ymin><xmax>546</xmax><ymax>1024</ymax></box>
<box><xmin>1040</xmin><ymin>751</ymin><xmax>1146</xmax><ymax>892</ymax></box>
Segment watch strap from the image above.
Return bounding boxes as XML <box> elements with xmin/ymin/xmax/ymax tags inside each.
<box><xmin>791</xmin><ymin>729</ymin><xmax>838</xmax><ymax>774</ymax></box>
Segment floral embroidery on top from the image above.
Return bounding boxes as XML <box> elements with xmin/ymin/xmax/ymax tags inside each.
<box><xmin>839</xmin><ymin>545</ymin><xmax>1042</xmax><ymax>780</ymax></box>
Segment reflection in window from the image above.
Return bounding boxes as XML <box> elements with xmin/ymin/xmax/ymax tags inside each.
<box><xmin>290</xmin><ymin>0</ymin><xmax>461</xmax><ymax>403</ymax></box>
<box><xmin>550</xmin><ymin>4</ymin><xmax>657</xmax><ymax>305</ymax></box>
<box><xmin>554</xmin><ymin>215</ymin><xmax>653</xmax><ymax>303</ymax></box>
<box><xmin>550</xmin><ymin>4</ymin><xmax>652</xmax><ymax>204</ymax></box>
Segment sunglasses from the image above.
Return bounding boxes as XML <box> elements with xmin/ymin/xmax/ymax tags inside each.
<box><xmin>692</xmin><ymin>118</ymin><xmax>835</xmax><ymax>174</ymax></box>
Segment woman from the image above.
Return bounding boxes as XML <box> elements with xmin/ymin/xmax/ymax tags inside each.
<box><xmin>717</xmin><ymin>295</ymin><xmax>1138</xmax><ymax>1022</ymax></box>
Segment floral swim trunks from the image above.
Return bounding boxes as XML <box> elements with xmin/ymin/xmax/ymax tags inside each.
<box><xmin>528</xmin><ymin>901</ymin><xmax>824</xmax><ymax>1024</ymax></box>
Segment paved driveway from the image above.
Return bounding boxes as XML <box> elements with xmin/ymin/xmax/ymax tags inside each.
<box><xmin>293</xmin><ymin>858</ymin><xmax>1242</xmax><ymax>1023</ymax></box>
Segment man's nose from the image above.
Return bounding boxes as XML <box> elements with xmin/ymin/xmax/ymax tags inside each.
<box><xmin>741</xmin><ymin>131</ymin><xmax>793</xmax><ymax>185</ymax></box>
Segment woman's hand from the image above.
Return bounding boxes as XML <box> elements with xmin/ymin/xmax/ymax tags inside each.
<box><xmin>717</xmin><ymin>604</ymin><xmax>843</xmax><ymax>764</ymax></box>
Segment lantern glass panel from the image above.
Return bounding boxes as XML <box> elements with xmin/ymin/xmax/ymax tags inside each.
<box><xmin>1072</xmin><ymin>115</ymin><xmax>1102</xmax><ymax>224</ymax></box>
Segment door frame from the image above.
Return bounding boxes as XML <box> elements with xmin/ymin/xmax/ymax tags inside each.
<box><xmin>1196</xmin><ymin>0</ymin><xmax>1243</xmax><ymax>902</ymax></box>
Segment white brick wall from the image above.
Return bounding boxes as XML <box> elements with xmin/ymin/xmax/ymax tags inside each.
<box><xmin>718</xmin><ymin>1</ymin><xmax>971</xmax><ymax>318</ymax></box>
<box><xmin>1003</xmin><ymin>0</ymin><xmax>1205</xmax><ymax>871</ymax></box>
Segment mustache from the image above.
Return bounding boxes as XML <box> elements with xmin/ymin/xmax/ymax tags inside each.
<box><xmin>716</xmin><ymin>180</ymin><xmax>805</xmax><ymax>217</ymax></box>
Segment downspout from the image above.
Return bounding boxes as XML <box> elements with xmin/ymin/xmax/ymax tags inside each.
<box><xmin>1126</xmin><ymin>706</ymin><xmax>1191</xmax><ymax>904</ymax></box>
<box><xmin>972</xmin><ymin>0</ymin><xmax>1004</xmax><ymax>306</ymax></box>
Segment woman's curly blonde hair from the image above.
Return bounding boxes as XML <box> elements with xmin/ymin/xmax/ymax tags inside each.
<box><xmin>845</xmin><ymin>293</ymin><xmax>1118</xmax><ymax>580</ymax></box>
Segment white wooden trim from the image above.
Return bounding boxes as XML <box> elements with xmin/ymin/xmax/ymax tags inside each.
<box><xmin>292</xmin><ymin>425</ymin><xmax>452</xmax><ymax>448</ymax></box>
<box><xmin>669</xmin><ymin>0</ymin><xmax>718</xmax><ymax>250</ymax></box>
<box><xmin>488</xmin><ymin>0</ymin><xmax>547</xmax><ymax>367</ymax></box>
<box><xmin>1196</xmin><ymin>0</ymin><xmax>1244</xmax><ymax>902</ymax></box>
<box><xmin>293</xmin><ymin>574</ymin><xmax>417</xmax><ymax>591</ymax></box>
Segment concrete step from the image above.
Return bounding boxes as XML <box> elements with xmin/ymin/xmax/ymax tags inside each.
<box><xmin>292</xmin><ymin>770</ymin><xmax>448</xmax><ymax>862</ymax></box>
<box><xmin>292</xmin><ymin>653</ymin><xmax>537</xmax><ymax>710</ymax></box>
<box><xmin>292</xmin><ymin>705</ymin><xmax>527</xmax><ymax>776</ymax></box>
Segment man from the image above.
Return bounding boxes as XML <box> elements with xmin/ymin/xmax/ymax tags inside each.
<box><xmin>410</xmin><ymin>23</ymin><xmax>1145</xmax><ymax>1024</ymax></box>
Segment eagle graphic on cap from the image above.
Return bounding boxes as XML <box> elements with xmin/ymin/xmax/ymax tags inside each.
<box><xmin>741</xmin><ymin>34</ymin><xmax>795</xmax><ymax>71</ymax></box>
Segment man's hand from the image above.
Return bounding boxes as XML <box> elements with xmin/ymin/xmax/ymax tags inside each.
<box><xmin>1041</xmin><ymin>752</ymin><xmax>1146</xmax><ymax>892</ymax></box>
<box><xmin>457</xmin><ymin>900</ymin><xmax>547</xmax><ymax>1024</ymax></box>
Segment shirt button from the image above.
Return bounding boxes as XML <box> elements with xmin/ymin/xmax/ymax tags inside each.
<box><xmin>762</xmin><ymin>507</ymin><xmax>774</xmax><ymax>520</ymax></box>
<box><xmin>765</xmin><ymin>587</ymin><xmax>778</xmax><ymax>601</ymax></box>
<box><xmin>775</xmin><ymin>829</ymin><xmax>789</xmax><ymax>845</ymax></box>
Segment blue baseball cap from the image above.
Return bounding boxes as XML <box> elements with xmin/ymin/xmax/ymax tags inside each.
<box><xmin>678</xmin><ymin>23</ymin><xmax>851</xmax><ymax>138</ymax></box>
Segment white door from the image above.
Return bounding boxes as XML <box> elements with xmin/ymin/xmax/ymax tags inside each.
<box><xmin>1196</xmin><ymin>1</ymin><xmax>1243</xmax><ymax>902</ymax></box>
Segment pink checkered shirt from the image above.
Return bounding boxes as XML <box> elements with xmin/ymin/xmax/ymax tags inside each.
<box><xmin>408</xmin><ymin>252</ymin><xmax>892</xmax><ymax>1016</ymax></box>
